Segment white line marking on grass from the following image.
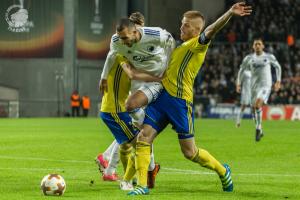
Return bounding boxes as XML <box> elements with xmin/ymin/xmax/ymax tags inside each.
<box><xmin>0</xmin><ymin>155</ymin><xmax>91</xmax><ymax>163</ymax></box>
<box><xmin>162</xmin><ymin>167</ymin><xmax>300</xmax><ymax>177</ymax></box>
<box><xmin>1</xmin><ymin>155</ymin><xmax>300</xmax><ymax>178</ymax></box>
<box><xmin>0</xmin><ymin>167</ymin><xmax>96</xmax><ymax>174</ymax></box>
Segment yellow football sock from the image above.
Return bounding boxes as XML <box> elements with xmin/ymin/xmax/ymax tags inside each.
<box><xmin>123</xmin><ymin>152</ymin><xmax>136</xmax><ymax>182</ymax></box>
<box><xmin>119</xmin><ymin>145</ymin><xmax>133</xmax><ymax>172</ymax></box>
<box><xmin>191</xmin><ymin>148</ymin><xmax>226</xmax><ymax>176</ymax></box>
<box><xmin>135</xmin><ymin>141</ymin><xmax>151</xmax><ymax>187</ymax></box>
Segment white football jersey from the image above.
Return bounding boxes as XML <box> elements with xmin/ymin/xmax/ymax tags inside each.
<box><xmin>237</xmin><ymin>52</ymin><xmax>281</xmax><ymax>89</ymax></box>
<box><xmin>101</xmin><ymin>27</ymin><xmax>175</xmax><ymax>79</ymax></box>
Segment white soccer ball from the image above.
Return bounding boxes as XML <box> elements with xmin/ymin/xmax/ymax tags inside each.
<box><xmin>40</xmin><ymin>174</ymin><xmax>66</xmax><ymax>196</ymax></box>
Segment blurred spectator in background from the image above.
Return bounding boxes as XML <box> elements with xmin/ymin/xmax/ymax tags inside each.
<box><xmin>70</xmin><ymin>90</ymin><xmax>80</xmax><ymax>117</ymax></box>
<box><xmin>81</xmin><ymin>94</ymin><xmax>91</xmax><ymax>117</ymax></box>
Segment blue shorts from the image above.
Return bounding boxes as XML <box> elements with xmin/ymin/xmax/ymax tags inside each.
<box><xmin>100</xmin><ymin>112</ymin><xmax>138</xmax><ymax>144</ymax></box>
<box><xmin>144</xmin><ymin>89</ymin><xmax>194</xmax><ymax>139</ymax></box>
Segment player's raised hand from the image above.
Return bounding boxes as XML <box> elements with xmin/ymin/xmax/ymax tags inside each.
<box><xmin>230</xmin><ymin>2</ymin><xmax>252</xmax><ymax>16</ymax></box>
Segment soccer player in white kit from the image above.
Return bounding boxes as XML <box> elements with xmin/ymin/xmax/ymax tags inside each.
<box><xmin>100</xmin><ymin>18</ymin><xmax>175</xmax><ymax>125</ymax></box>
<box><xmin>236</xmin><ymin>38</ymin><xmax>281</xmax><ymax>141</ymax></box>
<box><xmin>235</xmin><ymin>69</ymin><xmax>251</xmax><ymax>127</ymax></box>
<box><xmin>98</xmin><ymin>16</ymin><xmax>175</xmax><ymax>187</ymax></box>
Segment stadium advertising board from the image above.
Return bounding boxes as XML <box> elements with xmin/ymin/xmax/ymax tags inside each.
<box><xmin>77</xmin><ymin>0</ymin><xmax>116</xmax><ymax>59</ymax></box>
<box><xmin>206</xmin><ymin>104</ymin><xmax>300</xmax><ymax>120</ymax></box>
<box><xmin>207</xmin><ymin>104</ymin><xmax>252</xmax><ymax>119</ymax></box>
<box><xmin>0</xmin><ymin>0</ymin><xmax>64</xmax><ymax>58</ymax></box>
<box><xmin>262</xmin><ymin>105</ymin><xmax>300</xmax><ymax>121</ymax></box>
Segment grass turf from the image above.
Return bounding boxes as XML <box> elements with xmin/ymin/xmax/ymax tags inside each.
<box><xmin>0</xmin><ymin>118</ymin><xmax>299</xmax><ymax>200</ymax></box>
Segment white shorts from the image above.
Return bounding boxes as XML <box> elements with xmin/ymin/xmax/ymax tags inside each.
<box><xmin>130</xmin><ymin>81</ymin><xmax>163</xmax><ymax>103</ymax></box>
<box><xmin>138</xmin><ymin>82</ymin><xmax>163</xmax><ymax>103</ymax></box>
<box><xmin>251</xmin><ymin>87</ymin><xmax>271</xmax><ymax>106</ymax></box>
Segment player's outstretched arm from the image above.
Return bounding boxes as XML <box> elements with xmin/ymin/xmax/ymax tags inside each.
<box><xmin>121</xmin><ymin>63</ymin><xmax>162</xmax><ymax>82</ymax></box>
<box><xmin>204</xmin><ymin>2</ymin><xmax>252</xmax><ymax>39</ymax></box>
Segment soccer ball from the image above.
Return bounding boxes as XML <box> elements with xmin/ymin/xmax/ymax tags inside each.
<box><xmin>40</xmin><ymin>174</ymin><xmax>66</xmax><ymax>196</ymax></box>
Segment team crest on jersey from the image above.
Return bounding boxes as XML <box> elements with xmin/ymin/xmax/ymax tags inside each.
<box><xmin>147</xmin><ymin>45</ymin><xmax>155</xmax><ymax>52</ymax></box>
<box><xmin>133</xmin><ymin>55</ymin><xmax>155</xmax><ymax>62</ymax></box>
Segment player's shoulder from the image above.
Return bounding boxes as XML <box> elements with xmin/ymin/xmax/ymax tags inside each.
<box><xmin>264</xmin><ymin>52</ymin><xmax>276</xmax><ymax>59</ymax></box>
<box><xmin>141</xmin><ymin>27</ymin><xmax>163</xmax><ymax>37</ymax></box>
<box><xmin>244</xmin><ymin>53</ymin><xmax>254</xmax><ymax>61</ymax></box>
<box><xmin>111</xmin><ymin>33</ymin><xmax>120</xmax><ymax>43</ymax></box>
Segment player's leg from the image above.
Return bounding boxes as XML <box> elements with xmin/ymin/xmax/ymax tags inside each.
<box><xmin>237</xmin><ymin>83</ymin><xmax>251</xmax><ymax>127</ymax></box>
<box><xmin>95</xmin><ymin>140</ymin><xmax>118</xmax><ymax>173</ymax></box>
<box><xmin>236</xmin><ymin>104</ymin><xmax>244</xmax><ymax>127</ymax></box>
<box><xmin>147</xmin><ymin>144</ymin><xmax>160</xmax><ymax>189</ymax></box>
<box><xmin>254</xmin><ymin>98</ymin><xmax>264</xmax><ymax>141</ymax></box>
<box><xmin>178</xmin><ymin>137</ymin><xmax>233</xmax><ymax>191</ymax></box>
<box><xmin>121</xmin><ymin>138</ymin><xmax>159</xmax><ymax>190</ymax></box>
<box><xmin>166</xmin><ymin>91</ymin><xmax>233</xmax><ymax>192</ymax></box>
<box><xmin>126</xmin><ymin>83</ymin><xmax>163</xmax><ymax>127</ymax></box>
<box><xmin>125</xmin><ymin>91</ymin><xmax>147</xmax><ymax>127</ymax></box>
<box><xmin>127</xmin><ymin>125</ymin><xmax>157</xmax><ymax>196</ymax></box>
<box><xmin>120</xmin><ymin>137</ymin><xmax>137</xmax><ymax>191</ymax></box>
<box><xmin>253</xmin><ymin>87</ymin><xmax>270</xmax><ymax>141</ymax></box>
<box><xmin>119</xmin><ymin>142</ymin><xmax>133</xmax><ymax>173</ymax></box>
<box><xmin>99</xmin><ymin>112</ymin><xmax>137</xmax><ymax>180</ymax></box>
<box><xmin>103</xmin><ymin>143</ymin><xmax>120</xmax><ymax>181</ymax></box>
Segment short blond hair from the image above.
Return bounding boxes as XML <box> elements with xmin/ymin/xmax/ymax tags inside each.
<box><xmin>183</xmin><ymin>10</ymin><xmax>205</xmax><ymax>31</ymax></box>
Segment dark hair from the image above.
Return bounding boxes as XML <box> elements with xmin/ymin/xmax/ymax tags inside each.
<box><xmin>129</xmin><ymin>12</ymin><xmax>145</xmax><ymax>26</ymax></box>
<box><xmin>116</xmin><ymin>18</ymin><xmax>136</xmax><ymax>32</ymax></box>
<box><xmin>253</xmin><ymin>37</ymin><xmax>264</xmax><ymax>43</ymax></box>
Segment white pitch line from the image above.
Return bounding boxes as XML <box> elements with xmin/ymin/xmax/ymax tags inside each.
<box><xmin>162</xmin><ymin>167</ymin><xmax>300</xmax><ymax>177</ymax></box>
<box><xmin>0</xmin><ymin>155</ymin><xmax>91</xmax><ymax>163</ymax></box>
<box><xmin>1</xmin><ymin>155</ymin><xmax>300</xmax><ymax>178</ymax></box>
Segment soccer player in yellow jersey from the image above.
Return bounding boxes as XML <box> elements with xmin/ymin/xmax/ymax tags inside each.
<box><xmin>127</xmin><ymin>2</ymin><xmax>252</xmax><ymax>195</ymax></box>
<box><xmin>99</xmin><ymin>53</ymin><xmax>161</xmax><ymax>179</ymax></box>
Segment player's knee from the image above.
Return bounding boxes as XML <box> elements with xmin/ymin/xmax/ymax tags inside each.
<box><xmin>137</xmin><ymin>127</ymin><xmax>155</xmax><ymax>144</ymax></box>
<box><xmin>137</xmin><ymin>130</ymin><xmax>149</xmax><ymax>142</ymax></box>
<box><xmin>182</xmin><ymin>149</ymin><xmax>195</xmax><ymax>160</ymax></box>
<box><xmin>120</xmin><ymin>143</ymin><xmax>132</xmax><ymax>151</ymax></box>
<box><xmin>125</xmin><ymin>100</ymin><xmax>137</xmax><ymax>112</ymax></box>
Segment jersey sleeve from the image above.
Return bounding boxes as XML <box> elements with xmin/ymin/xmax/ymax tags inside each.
<box><xmin>100</xmin><ymin>35</ymin><xmax>119</xmax><ymax>79</ymax></box>
<box><xmin>160</xmin><ymin>29</ymin><xmax>176</xmax><ymax>60</ymax></box>
<box><xmin>269</xmin><ymin>54</ymin><xmax>282</xmax><ymax>82</ymax></box>
<box><xmin>190</xmin><ymin>32</ymin><xmax>210</xmax><ymax>53</ymax></box>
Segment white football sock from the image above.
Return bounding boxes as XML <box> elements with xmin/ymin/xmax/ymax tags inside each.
<box><xmin>148</xmin><ymin>144</ymin><xmax>155</xmax><ymax>171</ymax></box>
<box><xmin>103</xmin><ymin>140</ymin><xmax>117</xmax><ymax>161</ymax></box>
<box><xmin>105</xmin><ymin>143</ymin><xmax>120</xmax><ymax>175</ymax></box>
<box><xmin>255</xmin><ymin>108</ymin><xmax>262</xmax><ymax>130</ymax></box>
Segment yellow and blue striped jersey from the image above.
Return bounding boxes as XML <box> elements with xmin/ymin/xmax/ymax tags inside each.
<box><xmin>100</xmin><ymin>55</ymin><xmax>130</xmax><ymax>113</ymax></box>
<box><xmin>162</xmin><ymin>36</ymin><xmax>210</xmax><ymax>103</ymax></box>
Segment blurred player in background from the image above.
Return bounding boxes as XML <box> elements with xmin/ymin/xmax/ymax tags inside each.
<box><xmin>236</xmin><ymin>38</ymin><xmax>282</xmax><ymax>141</ymax></box>
<box><xmin>235</xmin><ymin>68</ymin><xmax>252</xmax><ymax>127</ymax></box>
<box><xmin>127</xmin><ymin>2</ymin><xmax>252</xmax><ymax>196</ymax></box>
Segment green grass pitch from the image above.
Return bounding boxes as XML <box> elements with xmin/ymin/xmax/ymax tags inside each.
<box><xmin>0</xmin><ymin>118</ymin><xmax>299</xmax><ymax>200</ymax></box>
